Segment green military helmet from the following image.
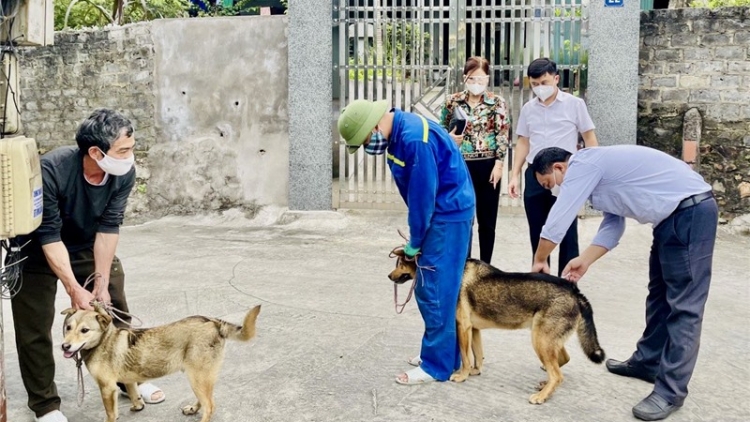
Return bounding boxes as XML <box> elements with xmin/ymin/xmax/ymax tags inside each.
<box><xmin>337</xmin><ymin>99</ymin><xmax>389</xmax><ymax>154</ymax></box>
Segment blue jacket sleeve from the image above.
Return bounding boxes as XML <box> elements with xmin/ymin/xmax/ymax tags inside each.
<box><xmin>405</xmin><ymin>140</ymin><xmax>438</xmax><ymax>249</ymax></box>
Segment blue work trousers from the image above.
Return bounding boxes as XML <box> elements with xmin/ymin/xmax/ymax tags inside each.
<box><xmin>415</xmin><ymin>219</ymin><xmax>473</xmax><ymax>381</ymax></box>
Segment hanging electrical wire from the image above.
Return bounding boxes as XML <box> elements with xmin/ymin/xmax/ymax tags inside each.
<box><xmin>1</xmin><ymin>238</ymin><xmax>28</xmax><ymax>299</ymax></box>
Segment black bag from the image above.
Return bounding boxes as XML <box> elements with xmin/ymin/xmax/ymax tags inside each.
<box><xmin>448</xmin><ymin>106</ymin><xmax>468</xmax><ymax>135</ymax></box>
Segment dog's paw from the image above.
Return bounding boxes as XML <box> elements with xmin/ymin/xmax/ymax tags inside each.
<box><xmin>536</xmin><ymin>380</ymin><xmax>547</xmax><ymax>391</ymax></box>
<box><xmin>529</xmin><ymin>392</ymin><xmax>548</xmax><ymax>404</ymax></box>
<box><xmin>182</xmin><ymin>404</ymin><xmax>200</xmax><ymax>415</ymax></box>
<box><xmin>129</xmin><ymin>396</ymin><xmax>145</xmax><ymax>412</ymax></box>
<box><xmin>449</xmin><ymin>372</ymin><xmax>469</xmax><ymax>383</ymax></box>
<box><xmin>470</xmin><ymin>367</ymin><xmax>481</xmax><ymax>376</ymax></box>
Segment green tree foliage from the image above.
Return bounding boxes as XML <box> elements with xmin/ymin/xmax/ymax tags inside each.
<box><xmin>690</xmin><ymin>0</ymin><xmax>750</xmax><ymax>6</ymax></box>
<box><xmin>55</xmin><ymin>0</ymin><xmax>190</xmax><ymax>30</ymax></box>
<box><xmin>55</xmin><ymin>0</ymin><xmax>288</xmax><ymax>31</ymax></box>
<box><xmin>348</xmin><ymin>22</ymin><xmax>431</xmax><ymax>81</ymax></box>
<box><xmin>382</xmin><ymin>22</ymin><xmax>431</xmax><ymax>68</ymax></box>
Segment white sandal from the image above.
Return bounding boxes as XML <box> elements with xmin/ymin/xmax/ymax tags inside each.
<box><xmin>120</xmin><ymin>382</ymin><xmax>166</xmax><ymax>404</ymax></box>
<box><xmin>35</xmin><ymin>410</ymin><xmax>68</xmax><ymax>422</ymax></box>
<box><xmin>395</xmin><ymin>366</ymin><xmax>436</xmax><ymax>385</ymax></box>
<box><xmin>407</xmin><ymin>355</ymin><xmax>422</xmax><ymax>367</ymax></box>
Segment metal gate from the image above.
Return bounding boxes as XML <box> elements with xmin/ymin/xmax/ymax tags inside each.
<box><xmin>333</xmin><ymin>0</ymin><xmax>588</xmax><ymax>210</ymax></box>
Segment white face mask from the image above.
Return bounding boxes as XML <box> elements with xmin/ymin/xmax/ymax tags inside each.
<box><xmin>550</xmin><ymin>169</ymin><xmax>562</xmax><ymax>197</ymax></box>
<box><xmin>95</xmin><ymin>148</ymin><xmax>134</xmax><ymax>176</ymax></box>
<box><xmin>533</xmin><ymin>85</ymin><xmax>556</xmax><ymax>101</ymax></box>
<box><xmin>466</xmin><ymin>83</ymin><xmax>486</xmax><ymax>96</ymax></box>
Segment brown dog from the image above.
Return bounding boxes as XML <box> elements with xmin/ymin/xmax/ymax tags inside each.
<box><xmin>389</xmin><ymin>249</ymin><xmax>604</xmax><ymax>404</ymax></box>
<box><xmin>61</xmin><ymin>303</ymin><xmax>261</xmax><ymax>422</ymax></box>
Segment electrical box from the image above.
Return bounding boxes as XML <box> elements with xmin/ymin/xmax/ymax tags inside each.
<box><xmin>0</xmin><ymin>0</ymin><xmax>54</xmax><ymax>47</ymax></box>
<box><xmin>0</xmin><ymin>136</ymin><xmax>43</xmax><ymax>238</ymax></box>
<box><xmin>0</xmin><ymin>52</ymin><xmax>20</xmax><ymax>136</ymax></box>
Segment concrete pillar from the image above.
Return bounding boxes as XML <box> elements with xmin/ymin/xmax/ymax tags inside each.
<box><xmin>586</xmin><ymin>0</ymin><xmax>641</xmax><ymax>146</ymax></box>
<box><xmin>288</xmin><ymin>0</ymin><xmax>333</xmax><ymax>210</ymax></box>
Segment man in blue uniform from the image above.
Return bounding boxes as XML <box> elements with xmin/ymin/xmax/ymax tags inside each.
<box><xmin>529</xmin><ymin>145</ymin><xmax>717</xmax><ymax>421</ymax></box>
<box><xmin>338</xmin><ymin>99</ymin><xmax>476</xmax><ymax>384</ymax></box>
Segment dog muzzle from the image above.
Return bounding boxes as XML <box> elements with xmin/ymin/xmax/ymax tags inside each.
<box><xmin>393</xmin><ymin>273</ymin><xmax>413</xmax><ymax>285</ymax></box>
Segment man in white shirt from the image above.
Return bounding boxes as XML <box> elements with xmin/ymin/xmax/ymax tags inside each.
<box><xmin>508</xmin><ymin>58</ymin><xmax>598</xmax><ymax>275</ymax></box>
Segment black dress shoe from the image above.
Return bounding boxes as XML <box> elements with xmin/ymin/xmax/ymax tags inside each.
<box><xmin>633</xmin><ymin>392</ymin><xmax>682</xmax><ymax>421</ymax></box>
<box><xmin>605</xmin><ymin>358</ymin><xmax>656</xmax><ymax>383</ymax></box>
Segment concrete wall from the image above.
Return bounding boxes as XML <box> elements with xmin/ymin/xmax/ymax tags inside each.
<box><xmin>18</xmin><ymin>23</ymin><xmax>157</xmax><ymax>150</ymax></box>
<box><xmin>149</xmin><ymin>17</ymin><xmax>289</xmax><ymax>215</ymax></box>
<box><xmin>638</xmin><ymin>7</ymin><xmax>750</xmax><ymax>218</ymax></box>
<box><xmin>17</xmin><ymin>16</ymin><xmax>289</xmax><ymax>220</ymax></box>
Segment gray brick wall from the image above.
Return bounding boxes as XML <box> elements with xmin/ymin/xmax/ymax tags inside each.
<box><xmin>18</xmin><ymin>23</ymin><xmax>156</xmax><ymax>152</ymax></box>
<box><xmin>639</xmin><ymin>7</ymin><xmax>750</xmax><ymax>218</ymax></box>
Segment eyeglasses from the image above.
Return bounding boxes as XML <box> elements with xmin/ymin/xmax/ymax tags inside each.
<box><xmin>465</xmin><ymin>75</ymin><xmax>489</xmax><ymax>83</ymax></box>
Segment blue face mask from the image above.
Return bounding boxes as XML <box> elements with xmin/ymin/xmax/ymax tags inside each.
<box><xmin>364</xmin><ymin>131</ymin><xmax>388</xmax><ymax>155</ymax></box>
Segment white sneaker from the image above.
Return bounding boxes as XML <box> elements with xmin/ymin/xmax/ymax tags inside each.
<box><xmin>35</xmin><ymin>410</ymin><xmax>68</xmax><ymax>422</ymax></box>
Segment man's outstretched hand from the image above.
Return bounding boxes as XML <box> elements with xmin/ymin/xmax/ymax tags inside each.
<box><xmin>561</xmin><ymin>257</ymin><xmax>589</xmax><ymax>283</ymax></box>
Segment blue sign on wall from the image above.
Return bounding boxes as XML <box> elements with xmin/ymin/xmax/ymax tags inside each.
<box><xmin>605</xmin><ymin>0</ymin><xmax>624</xmax><ymax>6</ymax></box>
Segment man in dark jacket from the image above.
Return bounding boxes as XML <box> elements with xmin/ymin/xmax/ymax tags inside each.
<box><xmin>11</xmin><ymin>109</ymin><xmax>164</xmax><ymax>422</ymax></box>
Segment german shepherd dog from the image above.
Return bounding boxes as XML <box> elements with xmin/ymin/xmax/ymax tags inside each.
<box><xmin>61</xmin><ymin>303</ymin><xmax>261</xmax><ymax>422</ymax></box>
<box><xmin>388</xmin><ymin>249</ymin><xmax>605</xmax><ymax>404</ymax></box>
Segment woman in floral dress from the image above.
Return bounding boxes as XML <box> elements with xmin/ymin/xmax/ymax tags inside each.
<box><xmin>439</xmin><ymin>56</ymin><xmax>511</xmax><ymax>264</ymax></box>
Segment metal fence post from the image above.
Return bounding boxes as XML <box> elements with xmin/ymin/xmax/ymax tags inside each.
<box><xmin>450</xmin><ymin>0</ymin><xmax>467</xmax><ymax>91</ymax></box>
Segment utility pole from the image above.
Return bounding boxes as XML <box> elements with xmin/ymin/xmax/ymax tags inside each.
<box><xmin>0</xmin><ymin>1</ymin><xmax>53</xmax><ymax>420</ymax></box>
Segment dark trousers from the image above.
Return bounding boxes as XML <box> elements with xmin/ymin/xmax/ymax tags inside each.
<box><xmin>630</xmin><ymin>198</ymin><xmax>718</xmax><ymax>406</ymax></box>
<box><xmin>465</xmin><ymin>158</ymin><xmax>500</xmax><ymax>264</ymax></box>
<box><xmin>10</xmin><ymin>249</ymin><xmax>130</xmax><ymax>417</ymax></box>
<box><xmin>523</xmin><ymin>166</ymin><xmax>579</xmax><ymax>276</ymax></box>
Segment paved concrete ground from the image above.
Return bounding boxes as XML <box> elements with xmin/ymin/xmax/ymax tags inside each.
<box><xmin>2</xmin><ymin>208</ymin><xmax>749</xmax><ymax>422</ymax></box>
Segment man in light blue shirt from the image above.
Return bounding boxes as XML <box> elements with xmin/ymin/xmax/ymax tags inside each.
<box><xmin>528</xmin><ymin>146</ymin><xmax>717</xmax><ymax>421</ymax></box>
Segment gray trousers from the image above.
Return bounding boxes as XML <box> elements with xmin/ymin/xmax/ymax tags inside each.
<box><xmin>630</xmin><ymin>198</ymin><xmax>718</xmax><ymax>406</ymax></box>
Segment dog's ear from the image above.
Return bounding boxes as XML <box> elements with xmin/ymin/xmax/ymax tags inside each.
<box><xmin>60</xmin><ymin>308</ymin><xmax>77</xmax><ymax>317</ymax></box>
<box><xmin>389</xmin><ymin>246</ymin><xmax>406</xmax><ymax>258</ymax></box>
<box><xmin>96</xmin><ymin>312</ymin><xmax>113</xmax><ymax>329</ymax></box>
<box><xmin>92</xmin><ymin>301</ymin><xmax>109</xmax><ymax>316</ymax></box>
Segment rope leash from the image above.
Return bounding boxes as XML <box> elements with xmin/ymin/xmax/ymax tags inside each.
<box><xmin>391</xmin><ymin>253</ymin><xmax>435</xmax><ymax>314</ymax></box>
<box><xmin>393</xmin><ymin>276</ymin><xmax>416</xmax><ymax>314</ymax></box>
<box><xmin>73</xmin><ymin>353</ymin><xmax>85</xmax><ymax>406</ymax></box>
<box><xmin>82</xmin><ymin>272</ymin><xmax>144</xmax><ymax>327</ymax></box>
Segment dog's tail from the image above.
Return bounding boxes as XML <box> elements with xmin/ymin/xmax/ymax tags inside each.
<box><xmin>576</xmin><ymin>294</ymin><xmax>605</xmax><ymax>364</ymax></box>
<box><xmin>220</xmin><ymin>305</ymin><xmax>262</xmax><ymax>342</ymax></box>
